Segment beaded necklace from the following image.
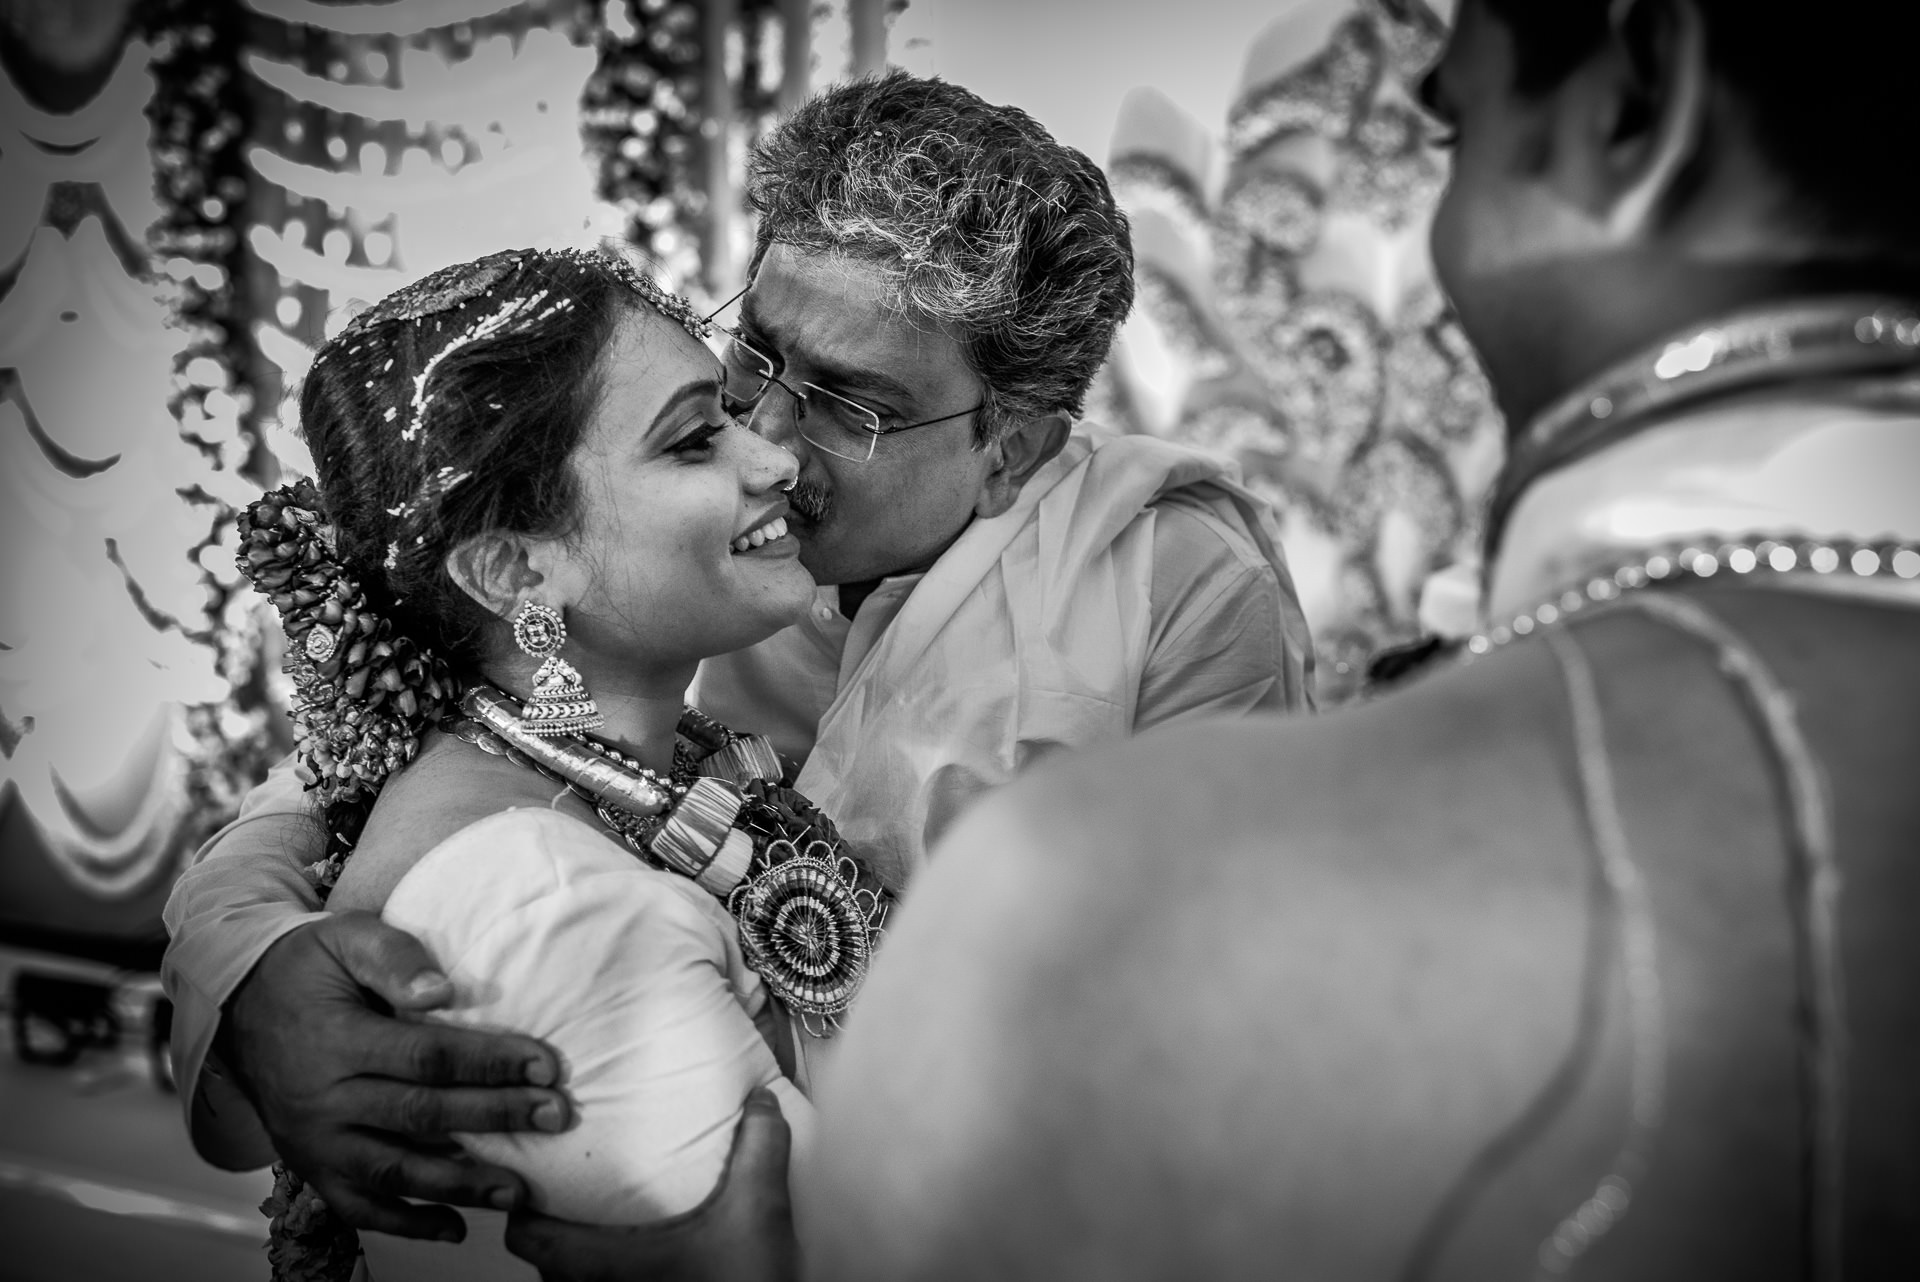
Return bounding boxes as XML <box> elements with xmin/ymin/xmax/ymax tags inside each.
<box><xmin>1469</xmin><ymin>533</ymin><xmax>1920</xmax><ymax>656</ymax></box>
<box><xmin>447</xmin><ymin>686</ymin><xmax>890</xmax><ymax>1036</ymax></box>
<box><xmin>1469</xmin><ymin>297</ymin><xmax>1920</xmax><ymax>655</ymax></box>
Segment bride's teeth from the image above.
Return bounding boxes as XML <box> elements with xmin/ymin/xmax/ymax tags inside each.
<box><xmin>732</xmin><ymin>516</ymin><xmax>789</xmax><ymax>552</ymax></box>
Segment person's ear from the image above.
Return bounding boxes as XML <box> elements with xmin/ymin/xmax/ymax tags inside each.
<box><xmin>1569</xmin><ymin>0</ymin><xmax>1709</xmax><ymax>242</ymax></box>
<box><xmin>445</xmin><ymin>529</ymin><xmax>550</xmax><ymax>624</ymax></box>
<box><xmin>975</xmin><ymin>412</ymin><xmax>1071</xmax><ymax>519</ymax></box>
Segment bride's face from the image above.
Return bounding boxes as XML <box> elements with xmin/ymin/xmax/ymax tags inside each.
<box><xmin>540</xmin><ymin>305</ymin><xmax>813</xmax><ymax>671</ymax></box>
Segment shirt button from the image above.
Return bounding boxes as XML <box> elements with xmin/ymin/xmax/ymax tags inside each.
<box><xmin>815</xmin><ymin>605</ymin><xmax>834</xmax><ymax>622</ymax></box>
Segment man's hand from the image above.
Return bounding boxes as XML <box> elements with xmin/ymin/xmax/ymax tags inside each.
<box><xmin>504</xmin><ymin>1088</ymin><xmax>795</xmax><ymax>1281</ymax></box>
<box><xmin>221</xmin><ymin>911</ymin><xmax>572</xmax><ymax>1242</ymax></box>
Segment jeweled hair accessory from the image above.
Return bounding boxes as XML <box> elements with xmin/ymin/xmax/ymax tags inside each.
<box><xmin>329</xmin><ymin>248</ymin><xmax>708</xmax><ymax>458</ymax></box>
<box><xmin>341</xmin><ymin>250</ymin><xmax>523</xmax><ymax>335</ymax></box>
<box><xmin>553</xmin><ymin>245</ymin><xmax>712</xmax><ymax>341</ymax></box>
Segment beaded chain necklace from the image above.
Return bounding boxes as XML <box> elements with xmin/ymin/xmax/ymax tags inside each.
<box><xmin>447</xmin><ymin>686</ymin><xmax>889</xmax><ymax>1037</ymax></box>
<box><xmin>1469</xmin><ymin>534</ymin><xmax>1920</xmax><ymax>656</ymax></box>
<box><xmin>1471</xmin><ymin>297</ymin><xmax>1920</xmax><ymax>655</ymax></box>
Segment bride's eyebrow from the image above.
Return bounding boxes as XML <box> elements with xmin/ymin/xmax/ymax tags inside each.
<box><xmin>646</xmin><ymin>376</ymin><xmax>722</xmax><ymax>438</ymax></box>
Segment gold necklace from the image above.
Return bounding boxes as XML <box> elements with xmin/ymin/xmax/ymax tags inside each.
<box><xmin>1469</xmin><ymin>533</ymin><xmax>1920</xmax><ymax>656</ymax></box>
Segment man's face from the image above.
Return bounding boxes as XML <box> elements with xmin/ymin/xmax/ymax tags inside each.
<box><xmin>730</xmin><ymin>244</ymin><xmax>999</xmax><ymax>587</ymax></box>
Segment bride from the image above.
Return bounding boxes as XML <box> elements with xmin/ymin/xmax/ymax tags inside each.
<box><xmin>236</xmin><ymin>247</ymin><xmax>886</xmax><ymax>1280</ymax></box>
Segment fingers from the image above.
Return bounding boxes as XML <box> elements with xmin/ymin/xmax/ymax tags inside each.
<box><xmin>308</xmin><ymin>1169</ymin><xmax>471</xmax><ymax>1243</ymax></box>
<box><xmin>328</xmin><ymin>1131</ymin><xmax>530</xmax><ymax>1212</ymax></box>
<box><xmin>322</xmin><ymin>911</ymin><xmax>455</xmax><ymax>1011</ymax></box>
<box><xmin>338</xmin><ymin>1078</ymin><xmax>572</xmax><ymax>1138</ymax></box>
<box><xmin>359</xmin><ymin>1015</ymin><xmax>564</xmax><ymax>1091</ymax></box>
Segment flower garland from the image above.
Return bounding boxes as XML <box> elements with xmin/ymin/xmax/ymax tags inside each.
<box><xmin>237</xmin><ymin>480</ymin><xmax>455</xmax><ymax>889</ymax></box>
<box><xmin>138</xmin><ymin>0</ymin><xmax>288</xmax><ymax>850</ymax></box>
<box><xmin>580</xmin><ymin>0</ymin><xmax>783</xmax><ymax>284</ymax></box>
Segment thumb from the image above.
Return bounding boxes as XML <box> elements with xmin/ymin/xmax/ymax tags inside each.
<box><xmin>326</xmin><ymin>911</ymin><xmax>454</xmax><ymax>1010</ymax></box>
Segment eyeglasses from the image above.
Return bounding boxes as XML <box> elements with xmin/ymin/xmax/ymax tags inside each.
<box><xmin>703</xmin><ymin>292</ymin><xmax>984</xmax><ymax>464</ymax></box>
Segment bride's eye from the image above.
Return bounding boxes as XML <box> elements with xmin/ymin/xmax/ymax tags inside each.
<box><xmin>668</xmin><ymin>420</ymin><xmax>728</xmax><ymax>458</ymax></box>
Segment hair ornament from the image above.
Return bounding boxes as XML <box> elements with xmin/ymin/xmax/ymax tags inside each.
<box><xmin>342</xmin><ymin>250</ymin><xmax>523</xmax><ymax>334</ymax></box>
<box><xmin>553</xmin><ymin>245</ymin><xmax>712</xmax><ymax>342</ymax></box>
<box><xmin>402</xmin><ymin>289</ymin><xmax>574</xmax><ymax>442</ymax></box>
<box><xmin>237</xmin><ymin>480</ymin><xmax>455</xmax><ymax>889</ymax></box>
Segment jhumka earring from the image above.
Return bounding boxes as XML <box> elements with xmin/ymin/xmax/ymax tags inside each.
<box><xmin>511</xmin><ymin>603</ymin><xmax>604</xmax><ymax>736</ymax></box>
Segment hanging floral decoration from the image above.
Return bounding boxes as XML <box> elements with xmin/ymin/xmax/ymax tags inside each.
<box><xmin>581</xmin><ymin>0</ymin><xmax>783</xmax><ymax>285</ymax></box>
<box><xmin>138</xmin><ymin>0</ymin><xmax>284</xmax><ymax>848</ymax></box>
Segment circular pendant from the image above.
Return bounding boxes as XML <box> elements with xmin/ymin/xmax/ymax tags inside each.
<box><xmin>731</xmin><ymin>848</ymin><xmax>873</xmax><ymax>1017</ymax></box>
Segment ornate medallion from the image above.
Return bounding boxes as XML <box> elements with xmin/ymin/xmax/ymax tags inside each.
<box><xmin>730</xmin><ymin>840</ymin><xmax>875</xmax><ymax>1018</ymax></box>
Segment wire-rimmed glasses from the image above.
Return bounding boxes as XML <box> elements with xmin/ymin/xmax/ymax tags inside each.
<box><xmin>710</xmin><ymin>319</ymin><xmax>984</xmax><ymax>464</ymax></box>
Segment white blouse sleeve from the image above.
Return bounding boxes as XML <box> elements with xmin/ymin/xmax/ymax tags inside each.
<box><xmin>381</xmin><ymin>807</ymin><xmax>812</xmax><ymax>1224</ymax></box>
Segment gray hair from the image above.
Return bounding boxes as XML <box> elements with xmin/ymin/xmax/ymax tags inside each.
<box><xmin>746</xmin><ymin>71</ymin><xmax>1135</xmax><ymax>444</ymax></box>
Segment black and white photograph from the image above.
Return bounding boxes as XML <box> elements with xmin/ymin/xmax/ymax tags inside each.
<box><xmin>1</xmin><ymin>0</ymin><xmax>1915</xmax><ymax>1278</ymax></box>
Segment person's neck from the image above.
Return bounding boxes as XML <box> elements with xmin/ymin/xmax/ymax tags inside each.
<box><xmin>1496</xmin><ymin>254</ymin><xmax>1920</xmax><ymax>436</ymax></box>
<box><xmin>490</xmin><ymin>659</ymin><xmax>692</xmax><ymax>775</ymax></box>
<box><xmin>838</xmin><ymin>579</ymin><xmax>881</xmax><ymax>620</ymax></box>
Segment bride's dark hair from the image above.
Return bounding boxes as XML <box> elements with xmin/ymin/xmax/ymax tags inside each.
<box><xmin>302</xmin><ymin>249</ymin><xmax>635</xmax><ymax>676</ymax></box>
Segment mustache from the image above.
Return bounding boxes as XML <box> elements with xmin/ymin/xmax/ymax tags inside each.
<box><xmin>787</xmin><ymin>478</ymin><xmax>831</xmax><ymax>525</ymax></box>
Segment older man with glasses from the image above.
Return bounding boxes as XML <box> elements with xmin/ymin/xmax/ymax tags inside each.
<box><xmin>157</xmin><ymin>70</ymin><xmax>1313</xmax><ymax>1256</ymax></box>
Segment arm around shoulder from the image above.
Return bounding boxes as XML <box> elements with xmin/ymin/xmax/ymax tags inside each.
<box><xmin>161</xmin><ymin>753</ymin><xmax>327</xmax><ymax>1167</ymax></box>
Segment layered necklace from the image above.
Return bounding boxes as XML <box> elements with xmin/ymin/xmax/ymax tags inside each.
<box><xmin>447</xmin><ymin>687</ymin><xmax>890</xmax><ymax>1036</ymax></box>
<box><xmin>1470</xmin><ymin>296</ymin><xmax>1920</xmax><ymax>655</ymax></box>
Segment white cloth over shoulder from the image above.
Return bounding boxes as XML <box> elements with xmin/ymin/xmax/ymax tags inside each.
<box><xmin>379</xmin><ymin>808</ymin><xmax>812</xmax><ymax>1224</ymax></box>
<box><xmin>793</xmin><ymin>432</ymin><xmax>1304</xmax><ymax>889</ymax></box>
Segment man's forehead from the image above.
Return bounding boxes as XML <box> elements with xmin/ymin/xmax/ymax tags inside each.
<box><xmin>743</xmin><ymin>245</ymin><xmax>970</xmax><ymax>392</ymax></box>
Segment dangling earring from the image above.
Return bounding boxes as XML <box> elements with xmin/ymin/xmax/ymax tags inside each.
<box><xmin>511</xmin><ymin>603</ymin><xmax>604</xmax><ymax>736</ymax></box>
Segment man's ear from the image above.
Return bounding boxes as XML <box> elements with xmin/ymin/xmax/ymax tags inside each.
<box><xmin>445</xmin><ymin>529</ymin><xmax>547</xmax><ymax>625</ymax></box>
<box><xmin>1571</xmin><ymin>0</ymin><xmax>1709</xmax><ymax>241</ymax></box>
<box><xmin>975</xmin><ymin>412</ymin><xmax>1071</xmax><ymax>519</ymax></box>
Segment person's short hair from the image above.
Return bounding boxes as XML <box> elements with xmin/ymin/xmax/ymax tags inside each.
<box><xmin>746</xmin><ymin>70</ymin><xmax>1135</xmax><ymax>443</ymax></box>
<box><xmin>1481</xmin><ymin>0</ymin><xmax>1920</xmax><ymax>258</ymax></box>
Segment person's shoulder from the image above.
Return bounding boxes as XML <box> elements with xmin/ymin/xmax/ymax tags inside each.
<box><xmin>1145</xmin><ymin>491</ymin><xmax>1269</xmax><ymax>576</ymax></box>
<box><xmin>808</xmin><ymin>638</ymin><xmax>1594</xmax><ymax>1278</ymax></box>
<box><xmin>328</xmin><ymin>733</ymin><xmax>629</xmax><ymax>912</ymax></box>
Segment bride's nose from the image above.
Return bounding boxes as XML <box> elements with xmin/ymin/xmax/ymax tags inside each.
<box><xmin>739</xmin><ymin>427</ymin><xmax>799</xmax><ymax>492</ymax></box>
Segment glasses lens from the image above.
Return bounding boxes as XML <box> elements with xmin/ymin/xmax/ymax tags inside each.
<box><xmin>721</xmin><ymin>336</ymin><xmax>773</xmax><ymax>408</ymax></box>
<box><xmin>797</xmin><ymin>388</ymin><xmax>881</xmax><ymax>463</ymax></box>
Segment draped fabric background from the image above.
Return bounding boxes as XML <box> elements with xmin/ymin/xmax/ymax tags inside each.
<box><xmin>0</xmin><ymin>0</ymin><xmax>884</xmax><ymax>953</ymax></box>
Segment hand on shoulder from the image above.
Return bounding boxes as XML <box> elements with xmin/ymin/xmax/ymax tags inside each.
<box><xmin>222</xmin><ymin>911</ymin><xmax>572</xmax><ymax>1240</ymax></box>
